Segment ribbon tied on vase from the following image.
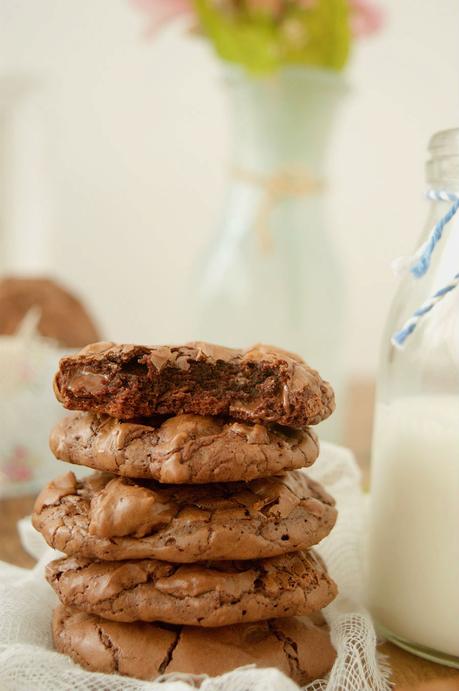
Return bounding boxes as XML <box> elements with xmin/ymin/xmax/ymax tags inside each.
<box><xmin>233</xmin><ymin>166</ymin><xmax>324</xmax><ymax>253</ymax></box>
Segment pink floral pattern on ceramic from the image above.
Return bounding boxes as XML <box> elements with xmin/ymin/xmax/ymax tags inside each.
<box><xmin>1</xmin><ymin>445</ymin><xmax>35</xmax><ymax>483</ymax></box>
<box><xmin>0</xmin><ymin>334</ymin><xmax>69</xmax><ymax>497</ymax></box>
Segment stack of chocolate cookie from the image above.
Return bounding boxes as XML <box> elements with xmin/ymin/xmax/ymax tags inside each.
<box><xmin>33</xmin><ymin>342</ymin><xmax>338</xmax><ymax>684</ymax></box>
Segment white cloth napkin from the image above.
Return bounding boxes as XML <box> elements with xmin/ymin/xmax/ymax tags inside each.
<box><xmin>0</xmin><ymin>443</ymin><xmax>391</xmax><ymax>691</ymax></box>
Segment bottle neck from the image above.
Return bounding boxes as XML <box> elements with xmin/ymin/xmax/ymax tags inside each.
<box><xmin>426</xmin><ymin>176</ymin><xmax>459</xmax><ymax>196</ymax></box>
<box><xmin>422</xmin><ymin>182</ymin><xmax>459</xmax><ymax>239</ymax></box>
<box><xmin>427</xmin><ymin>128</ymin><xmax>459</xmax><ymax>190</ymax></box>
<box><xmin>423</xmin><ymin>129</ymin><xmax>459</xmax><ymax>271</ymax></box>
<box><xmin>416</xmin><ymin>188</ymin><xmax>459</xmax><ymax>292</ymax></box>
<box><xmin>224</xmin><ymin>66</ymin><xmax>348</xmax><ymax>174</ymax></box>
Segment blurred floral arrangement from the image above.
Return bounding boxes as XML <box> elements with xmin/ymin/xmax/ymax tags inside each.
<box><xmin>132</xmin><ymin>0</ymin><xmax>383</xmax><ymax>73</ymax></box>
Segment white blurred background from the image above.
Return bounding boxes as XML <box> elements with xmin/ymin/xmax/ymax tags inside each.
<box><xmin>1</xmin><ymin>0</ymin><xmax>458</xmax><ymax>377</ymax></box>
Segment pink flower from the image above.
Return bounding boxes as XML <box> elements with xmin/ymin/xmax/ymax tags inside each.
<box><xmin>129</xmin><ymin>0</ymin><xmax>384</xmax><ymax>40</ymax></box>
<box><xmin>130</xmin><ymin>0</ymin><xmax>194</xmax><ymax>33</ymax></box>
<box><xmin>348</xmin><ymin>0</ymin><xmax>384</xmax><ymax>37</ymax></box>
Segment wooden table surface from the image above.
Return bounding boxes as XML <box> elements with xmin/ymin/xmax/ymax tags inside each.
<box><xmin>1</xmin><ymin>379</ymin><xmax>458</xmax><ymax>690</ymax></box>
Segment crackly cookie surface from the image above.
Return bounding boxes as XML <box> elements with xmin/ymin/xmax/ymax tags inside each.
<box><xmin>52</xmin><ymin>605</ymin><xmax>336</xmax><ymax>684</ymax></box>
<box><xmin>46</xmin><ymin>550</ymin><xmax>337</xmax><ymax>626</ymax></box>
<box><xmin>53</xmin><ymin>341</ymin><xmax>335</xmax><ymax>429</ymax></box>
<box><xmin>50</xmin><ymin>412</ymin><xmax>319</xmax><ymax>483</ymax></box>
<box><xmin>32</xmin><ymin>470</ymin><xmax>337</xmax><ymax>562</ymax></box>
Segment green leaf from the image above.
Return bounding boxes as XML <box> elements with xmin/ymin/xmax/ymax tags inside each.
<box><xmin>193</xmin><ymin>0</ymin><xmax>351</xmax><ymax>74</ymax></box>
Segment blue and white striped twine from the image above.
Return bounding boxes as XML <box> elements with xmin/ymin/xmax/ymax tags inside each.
<box><xmin>391</xmin><ymin>189</ymin><xmax>459</xmax><ymax>348</ymax></box>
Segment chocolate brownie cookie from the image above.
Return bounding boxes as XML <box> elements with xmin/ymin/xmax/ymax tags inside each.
<box><xmin>53</xmin><ymin>341</ymin><xmax>335</xmax><ymax>428</ymax></box>
<box><xmin>46</xmin><ymin>550</ymin><xmax>337</xmax><ymax>626</ymax></box>
<box><xmin>50</xmin><ymin>412</ymin><xmax>319</xmax><ymax>483</ymax></box>
<box><xmin>32</xmin><ymin>470</ymin><xmax>337</xmax><ymax>562</ymax></box>
<box><xmin>53</xmin><ymin>605</ymin><xmax>336</xmax><ymax>683</ymax></box>
<box><xmin>0</xmin><ymin>276</ymin><xmax>100</xmax><ymax>347</ymax></box>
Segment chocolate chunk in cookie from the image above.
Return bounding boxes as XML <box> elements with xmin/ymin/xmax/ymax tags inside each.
<box><xmin>32</xmin><ymin>470</ymin><xmax>337</xmax><ymax>562</ymax></box>
<box><xmin>50</xmin><ymin>412</ymin><xmax>319</xmax><ymax>483</ymax></box>
<box><xmin>52</xmin><ymin>605</ymin><xmax>336</xmax><ymax>684</ymax></box>
<box><xmin>46</xmin><ymin>550</ymin><xmax>337</xmax><ymax>626</ymax></box>
<box><xmin>53</xmin><ymin>341</ymin><xmax>335</xmax><ymax>428</ymax></box>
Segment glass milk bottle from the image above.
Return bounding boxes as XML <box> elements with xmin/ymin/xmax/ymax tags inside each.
<box><xmin>368</xmin><ymin>128</ymin><xmax>459</xmax><ymax>667</ymax></box>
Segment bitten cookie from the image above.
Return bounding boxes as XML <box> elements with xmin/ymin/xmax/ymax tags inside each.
<box><xmin>32</xmin><ymin>470</ymin><xmax>337</xmax><ymax>562</ymax></box>
<box><xmin>46</xmin><ymin>550</ymin><xmax>337</xmax><ymax>626</ymax></box>
<box><xmin>50</xmin><ymin>412</ymin><xmax>319</xmax><ymax>483</ymax></box>
<box><xmin>53</xmin><ymin>341</ymin><xmax>335</xmax><ymax>428</ymax></box>
<box><xmin>52</xmin><ymin>605</ymin><xmax>336</xmax><ymax>684</ymax></box>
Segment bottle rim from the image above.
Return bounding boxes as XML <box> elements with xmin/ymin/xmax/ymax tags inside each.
<box><xmin>428</xmin><ymin>127</ymin><xmax>459</xmax><ymax>156</ymax></box>
<box><xmin>427</xmin><ymin>127</ymin><xmax>459</xmax><ymax>188</ymax></box>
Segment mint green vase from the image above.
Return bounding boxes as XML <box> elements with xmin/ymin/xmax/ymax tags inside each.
<box><xmin>192</xmin><ymin>67</ymin><xmax>348</xmax><ymax>441</ymax></box>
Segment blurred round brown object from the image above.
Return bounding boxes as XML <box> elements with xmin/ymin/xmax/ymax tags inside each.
<box><xmin>0</xmin><ymin>276</ymin><xmax>100</xmax><ymax>348</ymax></box>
